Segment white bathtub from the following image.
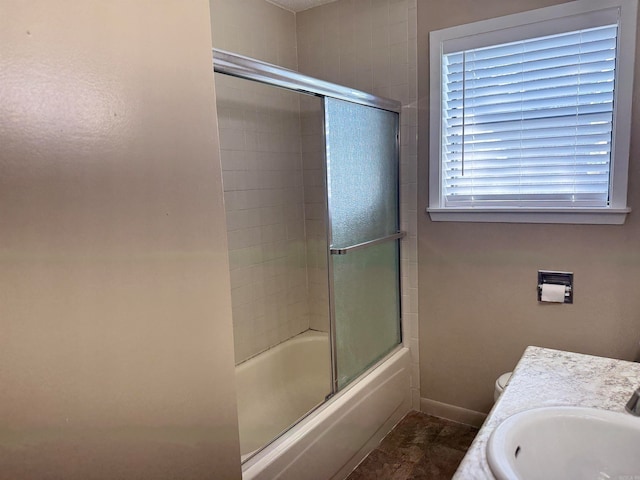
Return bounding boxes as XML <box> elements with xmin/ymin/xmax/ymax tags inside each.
<box><xmin>236</xmin><ymin>330</ymin><xmax>331</xmax><ymax>459</ymax></box>
<box><xmin>239</xmin><ymin>332</ymin><xmax>411</xmax><ymax>480</ymax></box>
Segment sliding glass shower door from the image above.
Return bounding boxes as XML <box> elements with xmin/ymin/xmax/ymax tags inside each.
<box><xmin>214</xmin><ymin>49</ymin><xmax>403</xmax><ymax>459</ymax></box>
<box><xmin>324</xmin><ymin>98</ymin><xmax>402</xmax><ymax>390</ymax></box>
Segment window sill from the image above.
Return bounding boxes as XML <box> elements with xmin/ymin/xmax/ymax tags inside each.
<box><xmin>426</xmin><ymin>207</ymin><xmax>631</xmax><ymax>225</ymax></box>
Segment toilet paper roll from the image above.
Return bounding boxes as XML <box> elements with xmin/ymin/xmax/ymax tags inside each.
<box><xmin>540</xmin><ymin>283</ymin><xmax>566</xmax><ymax>303</ymax></box>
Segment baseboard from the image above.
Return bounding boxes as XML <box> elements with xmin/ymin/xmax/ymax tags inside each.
<box><xmin>420</xmin><ymin>397</ymin><xmax>487</xmax><ymax>428</ymax></box>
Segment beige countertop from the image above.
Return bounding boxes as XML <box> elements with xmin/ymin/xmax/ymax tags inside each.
<box><xmin>453</xmin><ymin>346</ymin><xmax>640</xmax><ymax>479</ymax></box>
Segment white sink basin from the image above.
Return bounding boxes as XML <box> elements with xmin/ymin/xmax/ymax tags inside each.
<box><xmin>487</xmin><ymin>406</ymin><xmax>640</xmax><ymax>480</ymax></box>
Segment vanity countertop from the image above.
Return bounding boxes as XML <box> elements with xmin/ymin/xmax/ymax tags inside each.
<box><xmin>453</xmin><ymin>346</ymin><xmax>640</xmax><ymax>479</ymax></box>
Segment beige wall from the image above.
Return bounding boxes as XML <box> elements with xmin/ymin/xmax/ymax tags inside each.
<box><xmin>296</xmin><ymin>0</ymin><xmax>420</xmax><ymax>408</ymax></box>
<box><xmin>0</xmin><ymin>1</ymin><xmax>241</xmax><ymax>478</ymax></box>
<box><xmin>418</xmin><ymin>0</ymin><xmax>640</xmax><ymax>414</ymax></box>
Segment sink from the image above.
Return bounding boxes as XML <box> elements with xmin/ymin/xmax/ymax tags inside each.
<box><xmin>487</xmin><ymin>406</ymin><xmax>640</xmax><ymax>480</ymax></box>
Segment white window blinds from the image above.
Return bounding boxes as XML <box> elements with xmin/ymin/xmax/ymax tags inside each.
<box><xmin>441</xmin><ymin>24</ymin><xmax>618</xmax><ymax>208</ymax></box>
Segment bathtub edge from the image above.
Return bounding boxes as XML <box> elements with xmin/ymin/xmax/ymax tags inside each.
<box><xmin>242</xmin><ymin>347</ymin><xmax>412</xmax><ymax>480</ymax></box>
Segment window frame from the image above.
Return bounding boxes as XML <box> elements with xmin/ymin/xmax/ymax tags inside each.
<box><xmin>428</xmin><ymin>0</ymin><xmax>637</xmax><ymax>224</ymax></box>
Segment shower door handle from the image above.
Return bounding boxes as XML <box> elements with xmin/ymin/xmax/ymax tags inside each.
<box><xmin>330</xmin><ymin>231</ymin><xmax>405</xmax><ymax>255</ymax></box>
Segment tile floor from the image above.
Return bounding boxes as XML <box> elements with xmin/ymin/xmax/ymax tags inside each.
<box><xmin>346</xmin><ymin>411</ymin><xmax>479</xmax><ymax>480</ymax></box>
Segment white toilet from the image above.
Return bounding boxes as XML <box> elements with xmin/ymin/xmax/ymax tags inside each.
<box><xmin>494</xmin><ymin>372</ymin><xmax>512</xmax><ymax>401</ymax></box>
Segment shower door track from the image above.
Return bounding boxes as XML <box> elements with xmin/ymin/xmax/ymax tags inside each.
<box><xmin>213</xmin><ymin>49</ymin><xmax>401</xmax><ymax>113</ymax></box>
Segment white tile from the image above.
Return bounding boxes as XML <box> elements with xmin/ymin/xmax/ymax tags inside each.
<box><xmin>219</xmin><ymin>127</ymin><xmax>245</xmax><ymax>151</ymax></box>
<box><xmin>402</xmin><ymin>313</ymin><xmax>418</xmax><ymax>340</ymax></box>
<box><xmin>231</xmin><ymin>284</ymin><xmax>252</xmax><ymax>307</ymax></box>
<box><xmin>411</xmin><ymin>363</ymin><xmax>420</xmax><ymax>388</ymax></box>
<box><xmin>389</xmin><ymin>20</ymin><xmax>408</xmax><ymax>45</ymax></box>
<box><xmin>409</xmin><ymin>338</ymin><xmax>419</xmax><ymax>364</ymax></box>
<box><xmin>230</xmin><ymin>266</ymin><xmax>252</xmax><ymax>289</ymax></box>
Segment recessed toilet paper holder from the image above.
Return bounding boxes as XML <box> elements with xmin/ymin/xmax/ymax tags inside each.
<box><xmin>537</xmin><ymin>270</ymin><xmax>573</xmax><ymax>304</ymax></box>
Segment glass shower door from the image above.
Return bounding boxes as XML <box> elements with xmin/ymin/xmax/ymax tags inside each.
<box><xmin>324</xmin><ymin>97</ymin><xmax>402</xmax><ymax>390</ymax></box>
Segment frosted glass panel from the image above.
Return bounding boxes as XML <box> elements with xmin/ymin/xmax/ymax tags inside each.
<box><xmin>333</xmin><ymin>241</ymin><xmax>401</xmax><ymax>389</ymax></box>
<box><xmin>325</xmin><ymin>98</ymin><xmax>398</xmax><ymax>247</ymax></box>
<box><xmin>325</xmin><ymin>98</ymin><xmax>401</xmax><ymax>390</ymax></box>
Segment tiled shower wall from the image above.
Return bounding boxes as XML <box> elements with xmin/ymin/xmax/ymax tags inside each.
<box><xmin>215</xmin><ymin>76</ymin><xmax>316</xmax><ymax>364</ymax></box>
<box><xmin>212</xmin><ymin>0</ymin><xmax>309</xmax><ymax>363</ymax></box>
<box><xmin>300</xmin><ymin>97</ymin><xmax>331</xmax><ymax>332</ymax></box>
<box><xmin>211</xmin><ymin>0</ymin><xmax>326</xmax><ymax>364</ymax></box>
<box><xmin>296</xmin><ymin>0</ymin><xmax>420</xmax><ymax>409</ymax></box>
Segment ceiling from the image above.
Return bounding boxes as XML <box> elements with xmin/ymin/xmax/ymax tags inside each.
<box><xmin>266</xmin><ymin>0</ymin><xmax>337</xmax><ymax>12</ymax></box>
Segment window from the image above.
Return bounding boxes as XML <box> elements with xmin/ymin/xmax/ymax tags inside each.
<box><xmin>428</xmin><ymin>0</ymin><xmax>637</xmax><ymax>224</ymax></box>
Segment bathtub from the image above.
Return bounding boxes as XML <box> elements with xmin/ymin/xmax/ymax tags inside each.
<box><xmin>239</xmin><ymin>332</ymin><xmax>411</xmax><ymax>480</ymax></box>
<box><xmin>236</xmin><ymin>330</ymin><xmax>331</xmax><ymax>460</ymax></box>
